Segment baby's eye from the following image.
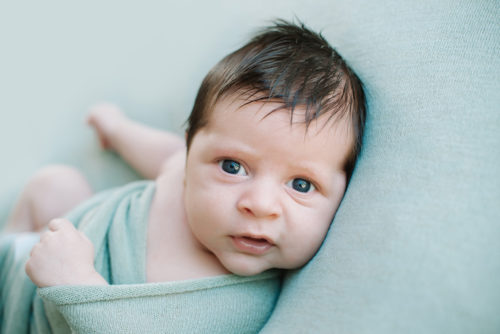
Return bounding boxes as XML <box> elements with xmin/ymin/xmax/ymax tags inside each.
<box><xmin>287</xmin><ymin>178</ymin><xmax>315</xmax><ymax>193</ymax></box>
<box><xmin>219</xmin><ymin>159</ymin><xmax>248</xmax><ymax>176</ymax></box>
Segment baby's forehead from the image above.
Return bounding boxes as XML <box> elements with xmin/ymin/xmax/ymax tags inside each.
<box><xmin>207</xmin><ymin>96</ymin><xmax>354</xmax><ymax>164</ymax></box>
<box><xmin>210</xmin><ymin>94</ymin><xmax>353</xmax><ymax>140</ymax></box>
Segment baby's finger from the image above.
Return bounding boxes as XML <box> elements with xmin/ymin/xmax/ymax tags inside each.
<box><xmin>29</xmin><ymin>240</ymin><xmax>45</xmax><ymax>259</ymax></box>
<box><xmin>48</xmin><ymin>219</ymin><xmax>68</xmax><ymax>231</ymax></box>
<box><xmin>86</xmin><ymin>114</ymin><xmax>95</xmax><ymax>126</ymax></box>
<box><xmin>29</xmin><ymin>243</ymin><xmax>38</xmax><ymax>257</ymax></box>
<box><xmin>39</xmin><ymin>230</ymin><xmax>52</xmax><ymax>242</ymax></box>
<box><xmin>96</xmin><ymin>133</ymin><xmax>111</xmax><ymax>150</ymax></box>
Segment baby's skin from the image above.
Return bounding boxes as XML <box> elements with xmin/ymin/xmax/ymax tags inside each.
<box><xmin>25</xmin><ymin>97</ymin><xmax>353</xmax><ymax>286</ymax></box>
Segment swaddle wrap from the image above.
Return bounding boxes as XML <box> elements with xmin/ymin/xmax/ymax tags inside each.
<box><xmin>1</xmin><ymin>181</ymin><xmax>282</xmax><ymax>333</ymax></box>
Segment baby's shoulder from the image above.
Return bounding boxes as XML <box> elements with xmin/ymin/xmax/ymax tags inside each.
<box><xmin>149</xmin><ymin>148</ymin><xmax>186</xmax><ymax>225</ymax></box>
<box><xmin>158</xmin><ymin>148</ymin><xmax>186</xmax><ymax>177</ymax></box>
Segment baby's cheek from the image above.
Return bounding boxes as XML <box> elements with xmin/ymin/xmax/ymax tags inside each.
<box><xmin>198</xmin><ymin>190</ymin><xmax>226</xmax><ymax>217</ymax></box>
<box><xmin>186</xmin><ymin>185</ymin><xmax>226</xmax><ymax>230</ymax></box>
<box><xmin>293</xmin><ymin>225</ymin><xmax>330</xmax><ymax>263</ymax></box>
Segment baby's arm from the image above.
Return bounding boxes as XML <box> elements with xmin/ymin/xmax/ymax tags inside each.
<box><xmin>25</xmin><ymin>219</ymin><xmax>108</xmax><ymax>287</ymax></box>
<box><xmin>87</xmin><ymin>103</ymin><xmax>185</xmax><ymax>179</ymax></box>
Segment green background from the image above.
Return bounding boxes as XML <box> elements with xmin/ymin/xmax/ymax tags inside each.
<box><xmin>1</xmin><ymin>1</ymin><xmax>499</xmax><ymax>333</ymax></box>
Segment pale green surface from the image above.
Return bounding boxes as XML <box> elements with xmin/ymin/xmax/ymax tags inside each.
<box><xmin>261</xmin><ymin>0</ymin><xmax>500</xmax><ymax>333</ymax></box>
<box><xmin>1</xmin><ymin>0</ymin><xmax>499</xmax><ymax>333</ymax></box>
<box><xmin>1</xmin><ymin>181</ymin><xmax>281</xmax><ymax>333</ymax></box>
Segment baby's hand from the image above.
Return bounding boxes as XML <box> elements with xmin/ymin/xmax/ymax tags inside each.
<box><xmin>86</xmin><ymin>103</ymin><xmax>126</xmax><ymax>150</ymax></box>
<box><xmin>25</xmin><ymin>219</ymin><xmax>108</xmax><ymax>287</ymax></box>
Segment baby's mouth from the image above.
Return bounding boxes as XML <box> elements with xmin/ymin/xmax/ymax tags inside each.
<box><xmin>231</xmin><ymin>235</ymin><xmax>274</xmax><ymax>255</ymax></box>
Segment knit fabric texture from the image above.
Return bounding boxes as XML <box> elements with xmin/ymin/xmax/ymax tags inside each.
<box><xmin>1</xmin><ymin>181</ymin><xmax>281</xmax><ymax>333</ymax></box>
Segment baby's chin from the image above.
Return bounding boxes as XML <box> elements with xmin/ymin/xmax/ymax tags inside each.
<box><xmin>218</xmin><ymin>254</ymin><xmax>275</xmax><ymax>277</ymax></box>
<box><xmin>224</xmin><ymin>263</ymin><xmax>270</xmax><ymax>277</ymax></box>
<box><xmin>216</xmin><ymin>250</ymin><xmax>314</xmax><ymax>276</ymax></box>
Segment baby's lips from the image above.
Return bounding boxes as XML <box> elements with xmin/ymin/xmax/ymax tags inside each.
<box><xmin>231</xmin><ymin>235</ymin><xmax>274</xmax><ymax>255</ymax></box>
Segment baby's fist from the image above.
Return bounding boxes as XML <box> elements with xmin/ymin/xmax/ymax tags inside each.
<box><xmin>87</xmin><ymin>103</ymin><xmax>126</xmax><ymax>150</ymax></box>
<box><xmin>25</xmin><ymin>219</ymin><xmax>107</xmax><ymax>287</ymax></box>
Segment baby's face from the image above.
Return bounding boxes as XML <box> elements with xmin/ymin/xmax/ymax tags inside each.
<box><xmin>183</xmin><ymin>95</ymin><xmax>353</xmax><ymax>276</ymax></box>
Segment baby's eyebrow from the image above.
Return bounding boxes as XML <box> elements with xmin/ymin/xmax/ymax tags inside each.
<box><xmin>212</xmin><ymin>140</ymin><xmax>258</xmax><ymax>159</ymax></box>
<box><xmin>292</xmin><ymin>162</ymin><xmax>330</xmax><ymax>186</ymax></box>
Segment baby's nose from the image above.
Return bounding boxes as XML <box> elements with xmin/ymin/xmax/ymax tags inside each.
<box><xmin>236</xmin><ymin>179</ymin><xmax>282</xmax><ymax>220</ymax></box>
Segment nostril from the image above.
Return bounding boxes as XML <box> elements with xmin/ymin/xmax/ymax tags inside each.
<box><xmin>237</xmin><ymin>192</ymin><xmax>281</xmax><ymax>219</ymax></box>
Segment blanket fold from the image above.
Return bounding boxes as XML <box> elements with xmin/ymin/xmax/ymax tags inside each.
<box><xmin>1</xmin><ymin>181</ymin><xmax>281</xmax><ymax>333</ymax></box>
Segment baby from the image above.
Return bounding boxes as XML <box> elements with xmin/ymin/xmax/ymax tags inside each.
<box><xmin>12</xmin><ymin>20</ymin><xmax>366</xmax><ymax>288</ymax></box>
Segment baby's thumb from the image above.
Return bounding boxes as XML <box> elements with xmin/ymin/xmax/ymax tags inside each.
<box><xmin>85</xmin><ymin>112</ymin><xmax>97</xmax><ymax>128</ymax></box>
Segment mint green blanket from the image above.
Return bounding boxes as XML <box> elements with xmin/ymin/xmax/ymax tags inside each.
<box><xmin>0</xmin><ymin>181</ymin><xmax>281</xmax><ymax>333</ymax></box>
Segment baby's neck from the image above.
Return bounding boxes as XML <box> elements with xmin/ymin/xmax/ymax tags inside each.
<box><xmin>146</xmin><ymin>161</ymin><xmax>230</xmax><ymax>282</ymax></box>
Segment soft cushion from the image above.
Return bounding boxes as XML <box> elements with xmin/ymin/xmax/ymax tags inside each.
<box><xmin>261</xmin><ymin>0</ymin><xmax>500</xmax><ymax>333</ymax></box>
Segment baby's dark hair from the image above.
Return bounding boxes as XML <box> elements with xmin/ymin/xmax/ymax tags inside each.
<box><xmin>186</xmin><ymin>19</ymin><xmax>366</xmax><ymax>179</ymax></box>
